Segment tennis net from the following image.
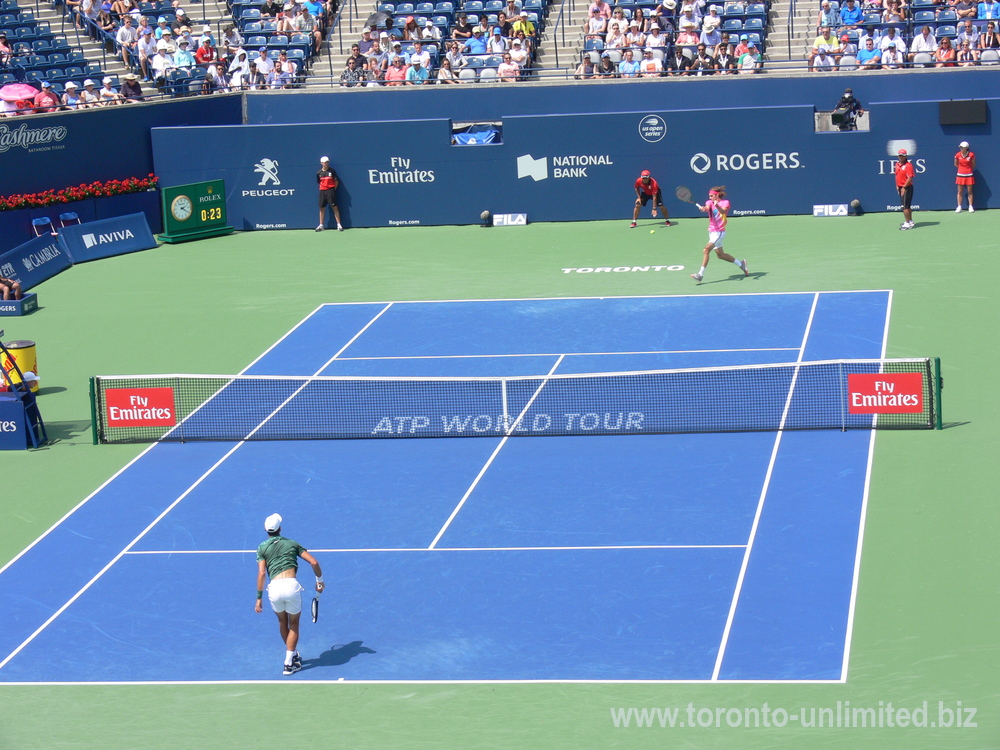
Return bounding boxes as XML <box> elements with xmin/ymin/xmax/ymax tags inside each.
<box><xmin>89</xmin><ymin>358</ymin><xmax>942</xmax><ymax>444</ymax></box>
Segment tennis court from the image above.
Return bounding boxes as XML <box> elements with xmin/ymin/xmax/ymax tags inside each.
<box><xmin>1</xmin><ymin>290</ymin><xmax>894</xmax><ymax>684</ymax></box>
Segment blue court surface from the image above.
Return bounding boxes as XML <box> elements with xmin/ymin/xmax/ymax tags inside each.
<box><xmin>0</xmin><ymin>291</ymin><xmax>892</xmax><ymax>684</ymax></box>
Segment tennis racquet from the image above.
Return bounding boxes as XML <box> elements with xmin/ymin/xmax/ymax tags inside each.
<box><xmin>311</xmin><ymin>593</ymin><xmax>320</xmax><ymax>623</ymax></box>
<box><xmin>675</xmin><ymin>185</ymin><xmax>694</xmax><ymax>204</ymax></box>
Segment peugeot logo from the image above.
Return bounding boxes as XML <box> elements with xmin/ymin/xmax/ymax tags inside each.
<box><xmin>690</xmin><ymin>153</ymin><xmax>711</xmax><ymax>174</ymax></box>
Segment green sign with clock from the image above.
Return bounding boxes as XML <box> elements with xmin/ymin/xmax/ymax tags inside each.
<box><xmin>159</xmin><ymin>180</ymin><xmax>235</xmax><ymax>244</ymax></box>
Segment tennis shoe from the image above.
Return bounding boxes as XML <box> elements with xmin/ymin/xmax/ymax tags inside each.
<box><xmin>629</xmin><ymin>222</ymin><xmax>637</xmax><ymax>228</ymax></box>
<box><xmin>337</xmin><ymin>224</ymin><xmax>344</xmax><ymax>231</ymax></box>
<box><xmin>956</xmin><ymin>206</ymin><xmax>963</xmax><ymax>213</ymax></box>
<box><xmin>664</xmin><ymin>220</ymin><xmax>671</xmax><ymax>226</ymax></box>
<box><xmin>283</xmin><ymin>661</ymin><xmax>301</xmax><ymax>675</ymax></box>
<box><xmin>690</xmin><ymin>272</ymin><xmax>703</xmax><ymax>282</ymax></box>
<box><xmin>740</xmin><ymin>259</ymin><xmax>749</xmax><ymax>276</ymax></box>
<box><xmin>315</xmin><ymin>225</ymin><xmax>324</xmax><ymax>232</ymax></box>
<box><xmin>292</xmin><ymin>652</ymin><xmax>302</xmax><ymax>668</ymax></box>
<box><xmin>969</xmin><ymin>206</ymin><xmax>975</xmax><ymax>213</ymax></box>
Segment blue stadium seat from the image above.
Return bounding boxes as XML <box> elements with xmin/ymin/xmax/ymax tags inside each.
<box><xmin>260</xmin><ymin>19</ymin><xmax>278</xmax><ymax>33</ymax></box>
<box><xmin>30</xmin><ymin>39</ymin><xmax>50</xmax><ymax>52</ymax></box>
<box><xmin>416</xmin><ymin>2</ymin><xmax>435</xmax><ymax>12</ymax></box>
<box><xmin>584</xmin><ymin>37</ymin><xmax>604</xmax><ymax>50</ymax></box>
<box><xmin>523</xmin><ymin>0</ymin><xmax>542</xmax><ymax>11</ymax></box>
<box><xmin>912</xmin><ymin>10</ymin><xmax>934</xmax><ymax>23</ymax></box>
<box><xmin>0</xmin><ymin>73</ymin><xmax>15</xmax><ymax>85</ymax></box>
<box><xmin>0</xmin><ymin>0</ymin><xmax>17</xmax><ymax>11</ymax></box>
<box><xmin>25</xmin><ymin>52</ymin><xmax>46</xmax><ymax>68</ymax></box>
<box><xmin>936</xmin><ymin>23</ymin><xmax>956</xmax><ymax>37</ymax></box>
<box><xmin>83</xmin><ymin>62</ymin><xmax>102</xmax><ymax>76</ymax></box>
<box><xmin>32</xmin><ymin>217</ymin><xmax>54</xmax><ymax>236</ymax></box>
<box><xmin>243</xmin><ymin>20</ymin><xmax>262</xmax><ymax>32</ymax></box>
<box><xmin>483</xmin><ymin>0</ymin><xmax>502</xmax><ymax>10</ymax></box>
<box><xmin>267</xmin><ymin>33</ymin><xmax>288</xmax><ymax>48</ymax></box>
<box><xmin>722</xmin><ymin>2</ymin><xmax>743</xmax><ymax>17</ymax></box>
<box><xmin>46</xmin><ymin>51</ymin><xmax>66</xmax><ymax>65</ymax></box>
<box><xmin>247</xmin><ymin>34</ymin><xmax>268</xmax><ymax>46</ymax></box>
<box><xmin>722</xmin><ymin>17</ymin><xmax>742</xmax><ymax>30</ymax></box>
<box><xmin>286</xmin><ymin>47</ymin><xmax>306</xmax><ymax>69</ymax></box>
<box><xmin>395</xmin><ymin>2</ymin><xmax>414</xmax><ymax>12</ymax></box>
<box><xmin>15</xmin><ymin>26</ymin><xmax>36</xmax><ymax>40</ymax></box>
<box><xmin>484</xmin><ymin>53</ymin><xmax>502</xmax><ymax>66</ymax></box>
<box><xmin>378</xmin><ymin>2</ymin><xmax>394</xmax><ymax>10</ymax></box>
<box><xmin>745</xmin><ymin>31</ymin><xmax>761</xmax><ymax>45</ymax></box>
<box><xmin>463</xmin><ymin>0</ymin><xmax>483</xmax><ymax>11</ymax></box>
<box><xmin>935</xmin><ymin>8</ymin><xmax>957</xmax><ymax>22</ymax></box>
<box><xmin>862</xmin><ymin>11</ymin><xmax>881</xmax><ymax>24</ymax></box>
<box><xmin>49</xmin><ymin>34</ymin><xmax>70</xmax><ymax>52</ymax></box>
<box><xmin>910</xmin><ymin>0</ymin><xmax>935</xmax><ymax>6</ymax></box>
<box><xmin>0</xmin><ymin>13</ymin><xmax>17</xmax><ymax>27</ymax></box>
<box><xmin>288</xmin><ymin>31</ymin><xmax>311</xmax><ymax>53</ymax></box>
<box><xmin>464</xmin><ymin>12</ymin><xmax>478</xmax><ymax>23</ymax></box>
<box><xmin>466</xmin><ymin>54</ymin><xmax>484</xmax><ymax>66</ymax></box>
<box><xmin>485</xmin><ymin>12</ymin><xmax>498</xmax><ymax>24</ymax></box>
<box><xmin>16</xmin><ymin>8</ymin><xmax>33</xmax><ymax>21</ymax></box>
<box><xmin>743</xmin><ymin>16</ymin><xmax>762</xmax><ymax>30</ymax></box>
<box><xmin>66</xmin><ymin>49</ymin><xmax>85</xmax><ymax>64</ymax></box>
<box><xmin>434</xmin><ymin>1</ymin><xmax>453</xmax><ymax>12</ymax></box>
<box><xmin>432</xmin><ymin>14</ymin><xmax>450</xmax><ymax>27</ymax></box>
<box><xmin>745</xmin><ymin>2</ymin><xmax>765</xmax><ymax>16</ymax></box>
<box><xmin>242</xmin><ymin>7</ymin><xmax>261</xmax><ymax>19</ymax></box>
<box><xmin>64</xmin><ymin>65</ymin><xmax>83</xmax><ymax>78</ymax></box>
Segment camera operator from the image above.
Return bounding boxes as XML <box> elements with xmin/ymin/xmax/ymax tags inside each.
<box><xmin>835</xmin><ymin>87</ymin><xmax>863</xmax><ymax>131</ymax></box>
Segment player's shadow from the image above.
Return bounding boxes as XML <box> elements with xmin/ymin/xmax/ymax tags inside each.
<box><xmin>911</xmin><ymin>221</ymin><xmax>940</xmax><ymax>229</ymax></box>
<box><xmin>301</xmin><ymin>641</ymin><xmax>376</xmax><ymax>671</ymax></box>
<box><xmin>698</xmin><ymin>271</ymin><xmax>767</xmax><ymax>285</ymax></box>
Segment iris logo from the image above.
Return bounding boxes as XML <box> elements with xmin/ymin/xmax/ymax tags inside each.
<box><xmin>638</xmin><ymin>115</ymin><xmax>667</xmax><ymax>143</ymax></box>
<box><xmin>254</xmin><ymin>158</ymin><xmax>281</xmax><ymax>186</ymax></box>
<box><xmin>516</xmin><ymin>154</ymin><xmax>548</xmax><ymax>181</ymax></box>
<box><xmin>690</xmin><ymin>153</ymin><xmax>712</xmax><ymax>174</ymax></box>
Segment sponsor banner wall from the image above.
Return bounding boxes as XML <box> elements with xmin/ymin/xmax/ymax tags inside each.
<box><xmin>246</xmin><ymin>69</ymin><xmax>999</xmax><ymax>127</ymax></box>
<box><xmin>0</xmin><ymin>396</ymin><xmax>27</xmax><ymax>450</ymax></box>
<box><xmin>153</xmin><ymin>99</ymin><xmax>998</xmax><ymax>227</ymax></box>
<box><xmin>60</xmin><ymin>213</ymin><xmax>157</xmax><ymax>263</ymax></box>
<box><xmin>0</xmin><ymin>233</ymin><xmax>73</xmax><ymax>291</ymax></box>
<box><xmin>0</xmin><ymin>95</ymin><xmax>242</xmax><ymax>198</ymax></box>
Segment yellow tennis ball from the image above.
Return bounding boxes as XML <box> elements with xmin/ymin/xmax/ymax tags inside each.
<box><xmin>650</xmin><ymin>229</ymin><xmax>655</xmax><ymax>234</ymax></box>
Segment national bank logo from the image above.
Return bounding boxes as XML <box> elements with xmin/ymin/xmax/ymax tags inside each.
<box><xmin>254</xmin><ymin>158</ymin><xmax>281</xmax><ymax>186</ymax></box>
<box><xmin>517</xmin><ymin>154</ymin><xmax>548</xmax><ymax>181</ymax></box>
<box><xmin>638</xmin><ymin>115</ymin><xmax>667</xmax><ymax>143</ymax></box>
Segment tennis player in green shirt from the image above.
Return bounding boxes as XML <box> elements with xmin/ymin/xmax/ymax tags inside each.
<box><xmin>255</xmin><ymin>513</ymin><xmax>325</xmax><ymax>675</ymax></box>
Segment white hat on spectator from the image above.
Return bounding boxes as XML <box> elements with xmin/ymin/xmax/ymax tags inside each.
<box><xmin>65</xmin><ymin>81</ymin><xmax>78</xmax><ymax>88</ymax></box>
<box><xmin>103</xmin><ymin>76</ymin><xmax>113</xmax><ymax>84</ymax></box>
<box><xmin>84</xmin><ymin>79</ymin><xmax>96</xmax><ymax>86</ymax></box>
<box><xmin>630</xmin><ymin>19</ymin><xmax>639</xmax><ymax>26</ymax></box>
<box><xmin>519</xmin><ymin>10</ymin><xmax>527</xmax><ymax>15</ymax></box>
<box><xmin>202</xmin><ymin>24</ymin><xmax>211</xmax><ymax>32</ymax></box>
<box><xmin>175</xmin><ymin>6</ymin><xmax>187</xmax><ymax>15</ymax></box>
<box><xmin>663</xmin><ymin>0</ymin><xmax>676</xmax><ymax>7</ymax></box>
<box><xmin>156</xmin><ymin>39</ymin><xmax>169</xmax><ymax>49</ymax></box>
<box><xmin>425</xmin><ymin>17</ymin><xmax>434</xmax><ymax>25</ymax></box>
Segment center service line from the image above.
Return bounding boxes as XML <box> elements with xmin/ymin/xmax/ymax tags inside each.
<box><xmin>710</xmin><ymin>291</ymin><xmax>820</xmax><ymax>681</ymax></box>
<box><xmin>427</xmin><ymin>355</ymin><xmax>566</xmax><ymax>550</ymax></box>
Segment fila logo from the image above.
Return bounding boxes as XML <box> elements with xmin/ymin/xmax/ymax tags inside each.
<box><xmin>813</xmin><ymin>204</ymin><xmax>849</xmax><ymax>216</ymax></box>
<box><xmin>493</xmin><ymin>213</ymin><xmax>527</xmax><ymax>226</ymax></box>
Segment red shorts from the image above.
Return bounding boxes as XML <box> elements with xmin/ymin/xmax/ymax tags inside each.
<box><xmin>956</xmin><ymin>175</ymin><xmax>974</xmax><ymax>186</ymax></box>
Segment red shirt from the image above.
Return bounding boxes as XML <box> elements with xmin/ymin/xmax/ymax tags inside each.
<box><xmin>894</xmin><ymin>160</ymin><xmax>914</xmax><ymax>188</ymax></box>
<box><xmin>195</xmin><ymin>45</ymin><xmax>216</xmax><ymax>65</ymax></box>
<box><xmin>955</xmin><ymin>151</ymin><xmax>975</xmax><ymax>177</ymax></box>
<box><xmin>635</xmin><ymin>175</ymin><xmax>659</xmax><ymax>196</ymax></box>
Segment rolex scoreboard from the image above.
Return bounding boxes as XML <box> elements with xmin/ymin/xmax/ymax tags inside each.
<box><xmin>159</xmin><ymin>180</ymin><xmax>235</xmax><ymax>243</ymax></box>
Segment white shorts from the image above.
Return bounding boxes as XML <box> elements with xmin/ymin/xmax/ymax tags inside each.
<box><xmin>708</xmin><ymin>231</ymin><xmax>725</xmax><ymax>249</ymax></box>
<box><xmin>267</xmin><ymin>577</ymin><xmax>305</xmax><ymax>614</ymax></box>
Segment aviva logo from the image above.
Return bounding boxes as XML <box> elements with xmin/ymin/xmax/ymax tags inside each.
<box><xmin>516</xmin><ymin>154</ymin><xmax>548</xmax><ymax>181</ymax></box>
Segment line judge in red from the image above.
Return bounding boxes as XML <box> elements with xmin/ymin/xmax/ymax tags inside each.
<box><xmin>631</xmin><ymin>170</ymin><xmax>671</xmax><ymax>228</ymax></box>
<box><xmin>955</xmin><ymin>141</ymin><xmax>976</xmax><ymax>213</ymax></box>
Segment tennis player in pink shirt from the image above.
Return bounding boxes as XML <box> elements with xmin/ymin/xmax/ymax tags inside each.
<box><xmin>690</xmin><ymin>185</ymin><xmax>749</xmax><ymax>282</ymax></box>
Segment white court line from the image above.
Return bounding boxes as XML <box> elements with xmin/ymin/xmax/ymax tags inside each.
<box><xmin>0</xmin><ymin>304</ymin><xmax>395</xmax><ymax>672</ymax></box>
<box><xmin>331</xmin><ymin>347</ymin><xmax>800</xmax><ymax>361</ymax></box>
<box><xmin>840</xmin><ymin>289</ymin><xmax>894</xmax><ymax>682</ymax></box>
<box><xmin>310</xmin><ymin>290</ymin><xmax>893</xmax><ymax>306</ymax></box>
<box><xmin>0</xmin><ymin>677</ymin><xmax>845</xmax><ymax>687</ymax></box>
<box><xmin>426</xmin><ymin>355</ymin><xmax>566</xmax><ymax>550</ymax></box>
<box><xmin>0</xmin><ymin>303</ymin><xmax>331</xmax><ymax>580</ymax></box>
<box><xmin>710</xmin><ymin>291</ymin><xmax>821</xmax><ymax>682</ymax></box>
<box><xmin>124</xmin><ymin>543</ymin><xmax>748</xmax><ymax>555</ymax></box>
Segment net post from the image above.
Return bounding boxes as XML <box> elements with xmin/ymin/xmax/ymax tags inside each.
<box><xmin>89</xmin><ymin>377</ymin><xmax>99</xmax><ymax>445</ymax></box>
<box><xmin>933</xmin><ymin>357</ymin><xmax>943</xmax><ymax>430</ymax></box>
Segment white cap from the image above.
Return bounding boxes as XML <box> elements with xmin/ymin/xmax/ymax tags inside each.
<box><xmin>21</xmin><ymin>371</ymin><xmax>39</xmax><ymax>382</ymax></box>
<box><xmin>103</xmin><ymin>76</ymin><xmax>113</xmax><ymax>84</ymax></box>
<box><xmin>264</xmin><ymin>513</ymin><xmax>282</xmax><ymax>532</ymax></box>
<box><xmin>320</xmin><ymin>155</ymin><xmax>330</xmax><ymax>162</ymax></box>
<box><xmin>84</xmin><ymin>78</ymin><xmax>95</xmax><ymax>86</ymax></box>
<box><xmin>960</xmin><ymin>141</ymin><xmax>970</xmax><ymax>148</ymax></box>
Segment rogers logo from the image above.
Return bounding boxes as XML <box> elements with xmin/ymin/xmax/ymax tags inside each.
<box><xmin>690</xmin><ymin>152</ymin><xmax>802</xmax><ymax>173</ymax></box>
